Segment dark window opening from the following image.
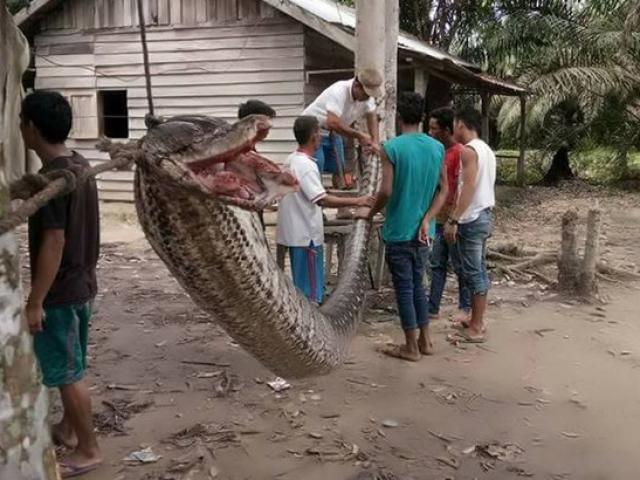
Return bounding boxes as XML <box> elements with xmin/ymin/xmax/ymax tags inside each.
<box><xmin>99</xmin><ymin>90</ymin><xmax>129</xmax><ymax>138</ymax></box>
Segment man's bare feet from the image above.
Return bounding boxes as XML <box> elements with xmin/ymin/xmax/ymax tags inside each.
<box><xmin>418</xmin><ymin>338</ymin><xmax>434</xmax><ymax>355</ymax></box>
<box><xmin>418</xmin><ymin>329</ymin><xmax>434</xmax><ymax>356</ymax></box>
<box><xmin>451</xmin><ymin>309</ymin><xmax>471</xmax><ymax>324</ymax></box>
<box><xmin>52</xmin><ymin>422</ymin><xmax>78</xmax><ymax>450</ymax></box>
<box><xmin>379</xmin><ymin>344</ymin><xmax>421</xmax><ymax>362</ymax></box>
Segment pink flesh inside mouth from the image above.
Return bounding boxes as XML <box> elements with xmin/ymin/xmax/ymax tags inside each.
<box><xmin>185</xmin><ymin>143</ymin><xmax>298</xmax><ymax>208</ymax></box>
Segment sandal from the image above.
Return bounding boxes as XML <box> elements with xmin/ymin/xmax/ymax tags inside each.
<box><xmin>450</xmin><ymin>330</ymin><xmax>487</xmax><ymax>344</ymax></box>
<box><xmin>450</xmin><ymin>321</ymin><xmax>487</xmax><ymax>333</ymax></box>
<box><xmin>59</xmin><ymin>460</ymin><xmax>102</xmax><ymax>479</ymax></box>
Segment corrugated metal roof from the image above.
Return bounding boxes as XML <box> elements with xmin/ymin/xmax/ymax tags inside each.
<box><xmin>284</xmin><ymin>0</ymin><xmax>478</xmax><ymax>70</ymax></box>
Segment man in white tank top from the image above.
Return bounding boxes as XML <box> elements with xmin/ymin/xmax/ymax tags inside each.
<box><xmin>444</xmin><ymin>108</ymin><xmax>496</xmax><ymax>343</ymax></box>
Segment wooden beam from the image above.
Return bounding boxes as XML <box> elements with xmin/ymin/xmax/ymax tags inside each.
<box><xmin>480</xmin><ymin>92</ymin><xmax>491</xmax><ymax>142</ymax></box>
<box><xmin>14</xmin><ymin>0</ymin><xmax>60</xmax><ymax>26</ymax></box>
<box><xmin>517</xmin><ymin>94</ymin><xmax>527</xmax><ymax>185</ymax></box>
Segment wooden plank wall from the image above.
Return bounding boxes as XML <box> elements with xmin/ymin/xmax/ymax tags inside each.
<box><xmin>34</xmin><ymin>0</ymin><xmax>301</xmax><ymax>201</ymax></box>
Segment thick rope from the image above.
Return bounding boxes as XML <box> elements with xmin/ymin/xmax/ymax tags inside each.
<box><xmin>0</xmin><ymin>152</ymin><xmax>134</xmax><ymax>235</ymax></box>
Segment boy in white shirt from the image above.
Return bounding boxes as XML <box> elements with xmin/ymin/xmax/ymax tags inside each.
<box><xmin>277</xmin><ymin>116</ymin><xmax>373</xmax><ymax>303</ymax></box>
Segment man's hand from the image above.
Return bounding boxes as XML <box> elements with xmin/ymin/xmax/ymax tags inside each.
<box><xmin>25</xmin><ymin>301</ymin><xmax>44</xmax><ymax>334</ymax></box>
<box><xmin>444</xmin><ymin>222</ymin><xmax>458</xmax><ymax>244</ymax></box>
<box><xmin>356</xmin><ymin>195</ymin><xmax>375</xmax><ymax>208</ymax></box>
<box><xmin>363</xmin><ymin>142</ymin><xmax>381</xmax><ymax>156</ymax></box>
<box><xmin>418</xmin><ymin>220</ymin><xmax>432</xmax><ymax>246</ymax></box>
<box><xmin>357</xmin><ymin>132</ymin><xmax>373</xmax><ymax>147</ymax></box>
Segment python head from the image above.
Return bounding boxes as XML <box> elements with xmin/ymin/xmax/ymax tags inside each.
<box><xmin>139</xmin><ymin>114</ymin><xmax>298</xmax><ymax>211</ymax></box>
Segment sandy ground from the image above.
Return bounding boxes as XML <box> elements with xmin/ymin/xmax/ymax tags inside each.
<box><xmin>28</xmin><ymin>185</ymin><xmax>640</xmax><ymax>480</ymax></box>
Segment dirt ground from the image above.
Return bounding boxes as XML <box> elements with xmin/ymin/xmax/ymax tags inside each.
<box><xmin>28</xmin><ymin>185</ymin><xmax>640</xmax><ymax>480</ymax></box>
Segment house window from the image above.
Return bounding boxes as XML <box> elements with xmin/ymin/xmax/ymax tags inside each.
<box><xmin>98</xmin><ymin>90</ymin><xmax>129</xmax><ymax>139</ymax></box>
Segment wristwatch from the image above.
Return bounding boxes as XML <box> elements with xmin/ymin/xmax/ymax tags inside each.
<box><xmin>447</xmin><ymin>217</ymin><xmax>459</xmax><ymax>226</ymax></box>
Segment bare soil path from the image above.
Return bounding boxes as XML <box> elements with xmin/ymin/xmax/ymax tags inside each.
<box><xmin>29</xmin><ymin>186</ymin><xmax>640</xmax><ymax>480</ymax></box>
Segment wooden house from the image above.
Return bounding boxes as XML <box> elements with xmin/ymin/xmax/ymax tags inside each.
<box><xmin>16</xmin><ymin>0</ymin><xmax>525</xmax><ymax>201</ymax></box>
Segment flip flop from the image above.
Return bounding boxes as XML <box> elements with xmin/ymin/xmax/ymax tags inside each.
<box><xmin>451</xmin><ymin>330</ymin><xmax>487</xmax><ymax>344</ymax></box>
<box><xmin>59</xmin><ymin>461</ymin><xmax>102</xmax><ymax>478</ymax></box>
<box><xmin>450</xmin><ymin>321</ymin><xmax>487</xmax><ymax>333</ymax></box>
<box><xmin>378</xmin><ymin>344</ymin><xmax>421</xmax><ymax>362</ymax></box>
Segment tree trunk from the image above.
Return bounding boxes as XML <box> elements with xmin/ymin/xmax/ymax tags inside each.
<box><xmin>578</xmin><ymin>206</ymin><xmax>601</xmax><ymax>297</ymax></box>
<box><xmin>543</xmin><ymin>146</ymin><xmax>574</xmax><ymax>185</ymax></box>
<box><xmin>0</xmin><ymin>2</ymin><xmax>59</xmax><ymax>479</ymax></box>
<box><xmin>557</xmin><ymin>209</ymin><xmax>580</xmax><ymax>291</ymax></box>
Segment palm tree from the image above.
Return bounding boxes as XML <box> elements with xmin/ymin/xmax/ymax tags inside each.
<box><xmin>470</xmin><ymin>0</ymin><xmax>640</xmax><ymax>183</ymax></box>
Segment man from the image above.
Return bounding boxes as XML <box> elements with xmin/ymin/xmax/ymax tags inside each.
<box><xmin>365</xmin><ymin>92</ymin><xmax>448</xmax><ymax>361</ymax></box>
<box><xmin>427</xmin><ymin>107</ymin><xmax>471</xmax><ymax>324</ymax></box>
<box><xmin>445</xmin><ymin>107</ymin><xmax>496</xmax><ymax>343</ymax></box>
<box><xmin>276</xmin><ymin>116</ymin><xmax>373</xmax><ymax>303</ymax></box>
<box><xmin>21</xmin><ymin>91</ymin><xmax>102</xmax><ymax>477</ymax></box>
<box><xmin>302</xmin><ymin>69</ymin><xmax>382</xmax><ymax>187</ymax></box>
<box><xmin>238</xmin><ymin>99</ymin><xmax>276</xmax><ymax>232</ymax></box>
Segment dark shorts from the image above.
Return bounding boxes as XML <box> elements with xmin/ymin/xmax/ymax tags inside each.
<box><xmin>314</xmin><ymin>134</ymin><xmax>345</xmax><ymax>174</ymax></box>
<box><xmin>33</xmin><ymin>302</ymin><xmax>92</xmax><ymax>388</ymax></box>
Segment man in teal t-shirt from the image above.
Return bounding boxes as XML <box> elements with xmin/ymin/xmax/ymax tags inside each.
<box><xmin>365</xmin><ymin>92</ymin><xmax>448</xmax><ymax>362</ymax></box>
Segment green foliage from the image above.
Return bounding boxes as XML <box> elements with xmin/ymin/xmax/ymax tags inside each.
<box><xmin>479</xmin><ymin>1</ymin><xmax>640</xmax><ymax>180</ymax></box>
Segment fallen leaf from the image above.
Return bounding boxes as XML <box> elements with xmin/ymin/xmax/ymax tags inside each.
<box><xmin>436</xmin><ymin>456</ymin><xmax>459</xmax><ymax>469</ymax></box>
<box><xmin>197</xmin><ymin>371</ymin><xmax>222</xmax><ymax>379</ymax></box>
<box><xmin>267</xmin><ymin>377</ymin><xmax>291</xmax><ymax>392</ymax></box>
<box><xmin>125</xmin><ymin>446</ymin><xmax>161</xmax><ymax>464</ymax></box>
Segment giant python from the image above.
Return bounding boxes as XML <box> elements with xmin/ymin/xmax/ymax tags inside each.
<box><xmin>99</xmin><ymin>114</ymin><xmax>380</xmax><ymax>378</ymax></box>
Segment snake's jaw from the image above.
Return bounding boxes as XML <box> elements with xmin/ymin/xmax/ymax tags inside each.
<box><xmin>142</xmin><ymin>115</ymin><xmax>298</xmax><ymax>211</ymax></box>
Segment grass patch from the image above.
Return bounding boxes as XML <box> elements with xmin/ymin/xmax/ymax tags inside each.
<box><xmin>495</xmin><ymin>148</ymin><xmax>640</xmax><ymax>185</ymax></box>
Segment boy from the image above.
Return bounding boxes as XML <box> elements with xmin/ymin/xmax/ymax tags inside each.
<box><xmin>426</xmin><ymin>107</ymin><xmax>471</xmax><ymax>324</ymax></box>
<box><xmin>445</xmin><ymin>108</ymin><xmax>496</xmax><ymax>343</ymax></box>
<box><xmin>366</xmin><ymin>92</ymin><xmax>448</xmax><ymax>361</ymax></box>
<box><xmin>276</xmin><ymin>116</ymin><xmax>373</xmax><ymax>303</ymax></box>
<box><xmin>237</xmin><ymin>99</ymin><xmax>276</xmax><ymax>231</ymax></box>
<box><xmin>21</xmin><ymin>91</ymin><xmax>102</xmax><ymax>477</ymax></box>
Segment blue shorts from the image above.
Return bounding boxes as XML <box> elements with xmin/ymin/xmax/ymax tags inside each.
<box><xmin>314</xmin><ymin>134</ymin><xmax>345</xmax><ymax>174</ymax></box>
<box><xmin>289</xmin><ymin>242</ymin><xmax>324</xmax><ymax>303</ymax></box>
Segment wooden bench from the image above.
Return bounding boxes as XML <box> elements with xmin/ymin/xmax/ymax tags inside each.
<box><xmin>275</xmin><ymin>219</ymin><xmax>387</xmax><ymax>290</ymax></box>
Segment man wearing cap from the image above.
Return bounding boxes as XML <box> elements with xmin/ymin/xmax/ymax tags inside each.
<box><xmin>302</xmin><ymin>68</ymin><xmax>382</xmax><ymax>187</ymax></box>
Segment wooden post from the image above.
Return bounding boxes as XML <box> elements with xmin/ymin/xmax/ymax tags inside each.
<box><xmin>578</xmin><ymin>205</ymin><xmax>601</xmax><ymax>297</ymax></box>
<box><xmin>516</xmin><ymin>94</ymin><xmax>527</xmax><ymax>185</ymax></box>
<box><xmin>558</xmin><ymin>209</ymin><xmax>580</xmax><ymax>291</ymax></box>
<box><xmin>356</xmin><ymin>0</ymin><xmax>385</xmax><ymax>134</ymax></box>
<box><xmin>0</xmin><ymin>2</ymin><xmax>59</xmax><ymax>479</ymax></box>
<box><xmin>414</xmin><ymin>68</ymin><xmax>428</xmax><ymax>131</ymax></box>
<box><xmin>414</xmin><ymin>68</ymin><xmax>427</xmax><ymax>95</ymax></box>
<box><xmin>137</xmin><ymin>0</ymin><xmax>154</xmax><ymax>116</ymax></box>
<box><xmin>480</xmin><ymin>92</ymin><xmax>491</xmax><ymax>142</ymax></box>
<box><xmin>383</xmin><ymin>0</ymin><xmax>399</xmax><ymax>141</ymax></box>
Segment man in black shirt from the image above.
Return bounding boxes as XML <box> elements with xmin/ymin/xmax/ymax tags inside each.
<box><xmin>21</xmin><ymin>91</ymin><xmax>102</xmax><ymax>477</ymax></box>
